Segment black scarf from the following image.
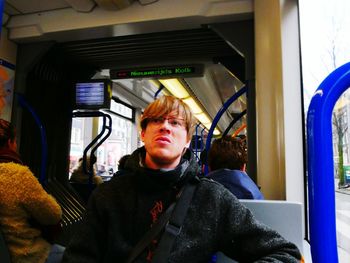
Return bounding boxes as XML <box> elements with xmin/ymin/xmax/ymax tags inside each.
<box><xmin>125</xmin><ymin>147</ymin><xmax>199</xmax><ymax>193</ymax></box>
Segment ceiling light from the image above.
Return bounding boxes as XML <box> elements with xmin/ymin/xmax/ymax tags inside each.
<box><xmin>213</xmin><ymin>128</ymin><xmax>221</xmax><ymax>136</ymax></box>
<box><xmin>195</xmin><ymin>112</ymin><xmax>211</xmax><ymax>124</ymax></box>
<box><xmin>183</xmin><ymin>97</ymin><xmax>202</xmax><ymax>114</ymax></box>
<box><xmin>159</xmin><ymin>79</ymin><xmax>189</xmax><ymax>99</ymax></box>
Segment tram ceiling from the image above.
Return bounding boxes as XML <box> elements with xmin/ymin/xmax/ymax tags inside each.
<box><xmin>4</xmin><ymin>0</ymin><xmax>253</xmax><ymax>43</ymax></box>
<box><xmin>26</xmin><ymin>27</ymin><xmax>248</xmax><ymax>135</ymax></box>
<box><xmin>58</xmin><ymin>28</ymin><xmax>242</xmax><ymax>74</ymax></box>
<box><xmin>4</xmin><ymin>0</ymin><xmax>157</xmax><ymax>15</ymax></box>
<box><xmin>61</xmin><ymin>28</ymin><xmax>245</xmax><ymax>105</ymax></box>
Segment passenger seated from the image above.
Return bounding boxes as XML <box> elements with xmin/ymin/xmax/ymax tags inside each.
<box><xmin>207</xmin><ymin>135</ymin><xmax>264</xmax><ymax>199</ymax></box>
<box><xmin>113</xmin><ymin>154</ymin><xmax>131</xmax><ymax>177</ymax></box>
<box><xmin>70</xmin><ymin>156</ymin><xmax>103</xmax><ymax>185</ymax></box>
<box><xmin>118</xmin><ymin>154</ymin><xmax>131</xmax><ymax>171</ymax></box>
<box><xmin>62</xmin><ymin>96</ymin><xmax>301</xmax><ymax>263</ymax></box>
<box><xmin>0</xmin><ymin>119</ymin><xmax>64</xmax><ymax>263</ymax></box>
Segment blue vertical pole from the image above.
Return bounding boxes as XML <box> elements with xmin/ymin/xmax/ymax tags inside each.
<box><xmin>307</xmin><ymin>62</ymin><xmax>350</xmax><ymax>263</ymax></box>
<box><xmin>0</xmin><ymin>0</ymin><xmax>3</xmax><ymax>39</ymax></box>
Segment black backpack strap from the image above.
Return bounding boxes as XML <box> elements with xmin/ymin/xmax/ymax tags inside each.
<box><xmin>151</xmin><ymin>180</ymin><xmax>198</xmax><ymax>263</ymax></box>
<box><xmin>125</xmin><ymin>202</ymin><xmax>175</xmax><ymax>263</ymax></box>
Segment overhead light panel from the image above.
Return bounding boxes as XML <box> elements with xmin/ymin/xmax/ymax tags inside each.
<box><xmin>195</xmin><ymin>112</ymin><xmax>211</xmax><ymax>125</ymax></box>
<box><xmin>183</xmin><ymin>97</ymin><xmax>202</xmax><ymax>114</ymax></box>
<box><xmin>159</xmin><ymin>79</ymin><xmax>189</xmax><ymax>99</ymax></box>
<box><xmin>213</xmin><ymin>128</ymin><xmax>221</xmax><ymax>136</ymax></box>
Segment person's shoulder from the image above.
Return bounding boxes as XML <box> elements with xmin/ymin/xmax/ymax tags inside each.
<box><xmin>199</xmin><ymin>176</ymin><xmax>222</xmax><ymax>186</ymax></box>
<box><xmin>94</xmin><ymin>170</ymin><xmax>135</xmax><ymax>192</ymax></box>
<box><xmin>0</xmin><ymin>161</ymin><xmax>26</xmax><ymax>169</ymax></box>
<box><xmin>194</xmin><ymin>177</ymin><xmax>243</xmax><ymax>213</ymax></box>
<box><xmin>206</xmin><ymin>168</ymin><xmax>232</xmax><ymax>179</ymax></box>
<box><xmin>0</xmin><ymin>162</ymin><xmax>33</xmax><ymax>177</ymax></box>
<box><xmin>198</xmin><ymin>177</ymin><xmax>238</xmax><ymax>198</ymax></box>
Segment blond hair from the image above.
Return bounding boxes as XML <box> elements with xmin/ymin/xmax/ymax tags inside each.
<box><xmin>140</xmin><ymin>96</ymin><xmax>196</xmax><ymax>139</ymax></box>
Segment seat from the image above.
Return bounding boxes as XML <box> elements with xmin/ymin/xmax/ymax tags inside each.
<box><xmin>0</xmin><ymin>229</ymin><xmax>11</xmax><ymax>263</ymax></box>
<box><xmin>216</xmin><ymin>199</ymin><xmax>304</xmax><ymax>263</ymax></box>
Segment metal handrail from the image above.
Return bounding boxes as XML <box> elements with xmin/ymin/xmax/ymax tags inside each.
<box><xmin>306</xmin><ymin>62</ymin><xmax>350</xmax><ymax>263</ymax></box>
<box><xmin>89</xmin><ymin>113</ymin><xmax>112</xmax><ymax>184</ymax></box>
<box><xmin>17</xmin><ymin>94</ymin><xmax>48</xmax><ymax>184</ymax></box>
<box><xmin>72</xmin><ymin>110</ymin><xmax>112</xmax><ymax>188</ymax></box>
<box><xmin>203</xmin><ymin>86</ymin><xmax>247</xmax><ymax>174</ymax></box>
<box><xmin>222</xmin><ymin>109</ymin><xmax>247</xmax><ymax>137</ymax></box>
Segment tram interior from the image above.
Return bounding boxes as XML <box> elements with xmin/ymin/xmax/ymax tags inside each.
<box><xmin>16</xmin><ymin>24</ymin><xmax>253</xmax><ymax>186</ymax></box>
<box><xmin>1</xmin><ymin>1</ymin><xmax>313</xmax><ymax>262</ymax></box>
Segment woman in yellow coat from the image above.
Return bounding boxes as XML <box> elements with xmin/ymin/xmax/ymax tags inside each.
<box><xmin>0</xmin><ymin>119</ymin><xmax>63</xmax><ymax>263</ymax></box>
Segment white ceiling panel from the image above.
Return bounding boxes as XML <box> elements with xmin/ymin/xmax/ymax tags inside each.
<box><xmin>5</xmin><ymin>0</ymin><xmax>70</xmax><ymax>15</ymax></box>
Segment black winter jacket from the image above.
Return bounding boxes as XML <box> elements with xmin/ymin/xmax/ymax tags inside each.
<box><xmin>62</xmin><ymin>147</ymin><xmax>302</xmax><ymax>263</ymax></box>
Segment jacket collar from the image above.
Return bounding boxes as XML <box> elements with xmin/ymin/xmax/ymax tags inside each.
<box><xmin>0</xmin><ymin>148</ymin><xmax>23</xmax><ymax>164</ymax></box>
<box><xmin>125</xmin><ymin>147</ymin><xmax>199</xmax><ymax>191</ymax></box>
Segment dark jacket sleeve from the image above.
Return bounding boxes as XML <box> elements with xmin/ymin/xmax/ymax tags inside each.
<box><xmin>61</xmin><ymin>190</ymin><xmax>106</xmax><ymax>263</ymax></box>
<box><xmin>217</xmin><ymin>189</ymin><xmax>303</xmax><ymax>262</ymax></box>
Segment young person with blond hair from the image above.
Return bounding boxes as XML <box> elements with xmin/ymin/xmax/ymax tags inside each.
<box><xmin>62</xmin><ymin>96</ymin><xmax>302</xmax><ymax>263</ymax></box>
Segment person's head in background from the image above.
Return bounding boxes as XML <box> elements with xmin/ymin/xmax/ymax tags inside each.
<box><xmin>0</xmin><ymin>119</ymin><xmax>17</xmax><ymax>152</ymax></box>
<box><xmin>75</xmin><ymin>156</ymin><xmax>96</xmax><ymax>175</ymax></box>
<box><xmin>208</xmin><ymin>135</ymin><xmax>247</xmax><ymax>172</ymax></box>
<box><xmin>118</xmin><ymin>154</ymin><xmax>131</xmax><ymax>171</ymax></box>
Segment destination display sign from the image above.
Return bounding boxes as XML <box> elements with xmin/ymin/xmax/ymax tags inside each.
<box><xmin>110</xmin><ymin>64</ymin><xmax>204</xmax><ymax>79</ymax></box>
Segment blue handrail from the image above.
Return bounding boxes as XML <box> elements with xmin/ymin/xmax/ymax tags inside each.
<box><xmin>306</xmin><ymin>62</ymin><xmax>350</xmax><ymax>263</ymax></box>
<box><xmin>0</xmin><ymin>0</ymin><xmax>3</xmax><ymax>38</ymax></box>
<box><xmin>204</xmin><ymin>86</ymin><xmax>247</xmax><ymax>174</ymax></box>
<box><xmin>222</xmin><ymin>109</ymin><xmax>247</xmax><ymax>137</ymax></box>
<box><xmin>154</xmin><ymin>85</ymin><xmax>165</xmax><ymax>100</ymax></box>
<box><xmin>17</xmin><ymin>94</ymin><xmax>48</xmax><ymax>184</ymax></box>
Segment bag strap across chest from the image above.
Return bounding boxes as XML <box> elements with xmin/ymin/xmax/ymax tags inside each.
<box><xmin>126</xmin><ymin>178</ymin><xmax>199</xmax><ymax>263</ymax></box>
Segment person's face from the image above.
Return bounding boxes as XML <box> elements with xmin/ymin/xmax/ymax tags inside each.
<box><xmin>141</xmin><ymin>110</ymin><xmax>190</xmax><ymax>169</ymax></box>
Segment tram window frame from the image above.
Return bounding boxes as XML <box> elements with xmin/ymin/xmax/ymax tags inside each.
<box><xmin>69</xmin><ymin>97</ymin><xmax>135</xmax><ymax>178</ymax></box>
<box><xmin>96</xmin><ymin>99</ymin><xmax>136</xmax><ymax>178</ymax></box>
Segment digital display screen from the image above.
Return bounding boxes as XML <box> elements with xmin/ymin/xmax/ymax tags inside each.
<box><xmin>74</xmin><ymin>81</ymin><xmax>111</xmax><ymax>110</ymax></box>
<box><xmin>110</xmin><ymin>64</ymin><xmax>204</xmax><ymax>79</ymax></box>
